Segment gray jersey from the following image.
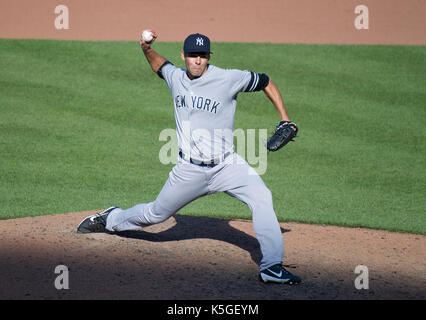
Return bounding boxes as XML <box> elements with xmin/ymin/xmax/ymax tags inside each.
<box><xmin>159</xmin><ymin>63</ymin><xmax>268</xmax><ymax>161</ymax></box>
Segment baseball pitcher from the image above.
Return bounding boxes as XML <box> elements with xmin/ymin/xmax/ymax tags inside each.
<box><xmin>78</xmin><ymin>31</ymin><xmax>301</xmax><ymax>284</ymax></box>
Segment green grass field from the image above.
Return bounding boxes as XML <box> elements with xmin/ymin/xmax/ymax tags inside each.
<box><xmin>0</xmin><ymin>39</ymin><xmax>425</xmax><ymax>234</ymax></box>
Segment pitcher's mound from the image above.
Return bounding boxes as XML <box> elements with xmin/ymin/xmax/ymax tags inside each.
<box><xmin>0</xmin><ymin>211</ymin><xmax>424</xmax><ymax>299</ymax></box>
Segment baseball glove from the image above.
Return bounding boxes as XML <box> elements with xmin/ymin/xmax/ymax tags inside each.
<box><xmin>267</xmin><ymin>121</ymin><xmax>298</xmax><ymax>152</ymax></box>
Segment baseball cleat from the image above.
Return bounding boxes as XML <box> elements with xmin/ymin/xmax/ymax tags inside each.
<box><xmin>77</xmin><ymin>206</ymin><xmax>118</xmax><ymax>234</ymax></box>
<box><xmin>259</xmin><ymin>264</ymin><xmax>302</xmax><ymax>285</ymax></box>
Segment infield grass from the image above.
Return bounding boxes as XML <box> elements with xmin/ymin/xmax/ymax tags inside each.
<box><xmin>0</xmin><ymin>39</ymin><xmax>425</xmax><ymax>234</ymax></box>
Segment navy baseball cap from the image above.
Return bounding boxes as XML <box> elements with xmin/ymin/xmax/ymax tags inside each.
<box><xmin>183</xmin><ymin>33</ymin><xmax>212</xmax><ymax>54</ymax></box>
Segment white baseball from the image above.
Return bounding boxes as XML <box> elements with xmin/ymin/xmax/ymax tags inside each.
<box><xmin>142</xmin><ymin>30</ymin><xmax>153</xmax><ymax>43</ymax></box>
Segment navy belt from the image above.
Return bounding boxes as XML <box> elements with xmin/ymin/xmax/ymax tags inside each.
<box><xmin>179</xmin><ymin>151</ymin><xmax>231</xmax><ymax>167</ymax></box>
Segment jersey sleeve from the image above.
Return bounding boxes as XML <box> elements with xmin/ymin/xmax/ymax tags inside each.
<box><xmin>157</xmin><ymin>61</ymin><xmax>178</xmax><ymax>88</ymax></box>
<box><xmin>229</xmin><ymin>69</ymin><xmax>270</xmax><ymax>94</ymax></box>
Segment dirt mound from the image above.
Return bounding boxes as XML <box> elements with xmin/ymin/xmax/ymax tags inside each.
<box><xmin>0</xmin><ymin>211</ymin><xmax>424</xmax><ymax>300</ymax></box>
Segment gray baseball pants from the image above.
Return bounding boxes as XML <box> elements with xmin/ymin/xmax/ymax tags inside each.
<box><xmin>106</xmin><ymin>153</ymin><xmax>284</xmax><ymax>270</ymax></box>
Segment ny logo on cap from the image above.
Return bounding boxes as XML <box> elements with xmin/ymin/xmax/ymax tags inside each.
<box><xmin>196</xmin><ymin>37</ymin><xmax>204</xmax><ymax>46</ymax></box>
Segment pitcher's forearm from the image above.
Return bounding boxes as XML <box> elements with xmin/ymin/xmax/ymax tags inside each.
<box><xmin>263</xmin><ymin>80</ymin><xmax>291</xmax><ymax>121</ymax></box>
<box><xmin>142</xmin><ymin>47</ymin><xmax>167</xmax><ymax>73</ymax></box>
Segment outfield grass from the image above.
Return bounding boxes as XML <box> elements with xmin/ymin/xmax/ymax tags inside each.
<box><xmin>0</xmin><ymin>39</ymin><xmax>425</xmax><ymax>234</ymax></box>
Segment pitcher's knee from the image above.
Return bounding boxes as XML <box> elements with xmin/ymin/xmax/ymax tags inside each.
<box><xmin>252</xmin><ymin>187</ymin><xmax>273</xmax><ymax>208</ymax></box>
<box><xmin>145</xmin><ymin>212</ymin><xmax>170</xmax><ymax>224</ymax></box>
<box><xmin>144</xmin><ymin>215</ymin><xmax>164</xmax><ymax>224</ymax></box>
<box><xmin>147</xmin><ymin>201</ymin><xmax>175</xmax><ymax>224</ymax></box>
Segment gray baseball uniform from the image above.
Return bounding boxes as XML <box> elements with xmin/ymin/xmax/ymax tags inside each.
<box><xmin>106</xmin><ymin>62</ymin><xmax>284</xmax><ymax>271</ymax></box>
